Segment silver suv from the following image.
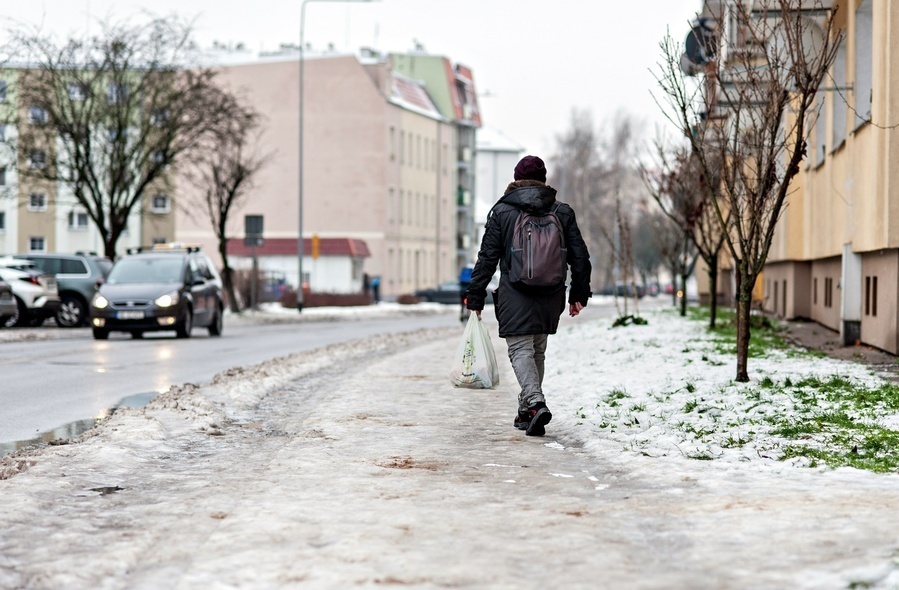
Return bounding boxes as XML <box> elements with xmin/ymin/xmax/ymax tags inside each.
<box><xmin>13</xmin><ymin>252</ymin><xmax>113</xmax><ymax>327</ymax></box>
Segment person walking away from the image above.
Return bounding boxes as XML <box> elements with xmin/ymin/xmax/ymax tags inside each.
<box><xmin>465</xmin><ymin>155</ymin><xmax>591</xmax><ymax>436</ymax></box>
<box><xmin>371</xmin><ymin>275</ymin><xmax>381</xmax><ymax>303</ymax></box>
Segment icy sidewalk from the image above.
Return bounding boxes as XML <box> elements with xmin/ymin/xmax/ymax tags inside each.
<box><xmin>2</xmin><ymin>317</ymin><xmax>899</xmax><ymax>589</ymax></box>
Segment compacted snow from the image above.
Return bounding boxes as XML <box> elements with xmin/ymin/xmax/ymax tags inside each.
<box><xmin>2</xmin><ymin>302</ymin><xmax>899</xmax><ymax>589</ymax></box>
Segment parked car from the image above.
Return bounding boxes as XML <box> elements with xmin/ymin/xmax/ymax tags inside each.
<box><xmin>13</xmin><ymin>252</ymin><xmax>113</xmax><ymax>328</ymax></box>
<box><xmin>415</xmin><ymin>281</ymin><xmax>466</xmax><ymax>304</ymax></box>
<box><xmin>0</xmin><ymin>277</ymin><xmax>17</xmax><ymax>326</ymax></box>
<box><xmin>0</xmin><ymin>258</ymin><xmax>61</xmax><ymax>327</ymax></box>
<box><xmin>598</xmin><ymin>282</ymin><xmax>646</xmax><ymax>298</ymax></box>
<box><xmin>414</xmin><ymin>279</ymin><xmax>497</xmax><ymax>305</ymax></box>
<box><xmin>89</xmin><ymin>244</ymin><xmax>224</xmax><ymax>340</ymax></box>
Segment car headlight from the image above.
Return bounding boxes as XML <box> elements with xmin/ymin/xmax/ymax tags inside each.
<box><xmin>154</xmin><ymin>291</ymin><xmax>179</xmax><ymax>307</ymax></box>
<box><xmin>92</xmin><ymin>294</ymin><xmax>109</xmax><ymax>309</ymax></box>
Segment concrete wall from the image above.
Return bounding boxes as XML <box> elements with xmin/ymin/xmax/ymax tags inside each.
<box><xmin>760</xmin><ymin>261</ymin><xmax>811</xmax><ymax>320</ymax></box>
<box><xmin>810</xmin><ymin>257</ymin><xmax>843</xmax><ymax>332</ymax></box>
<box><xmin>861</xmin><ymin>249</ymin><xmax>899</xmax><ymax>353</ymax></box>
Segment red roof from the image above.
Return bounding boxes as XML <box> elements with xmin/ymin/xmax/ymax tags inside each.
<box><xmin>226</xmin><ymin>237</ymin><xmax>370</xmax><ymax>258</ymax></box>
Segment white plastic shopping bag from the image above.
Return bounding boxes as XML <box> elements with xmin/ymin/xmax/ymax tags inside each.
<box><xmin>450</xmin><ymin>313</ymin><xmax>500</xmax><ymax>389</ymax></box>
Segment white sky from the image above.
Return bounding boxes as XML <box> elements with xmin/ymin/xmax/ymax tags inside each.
<box><xmin>5</xmin><ymin>0</ymin><xmax>701</xmax><ymax>157</ymax></box>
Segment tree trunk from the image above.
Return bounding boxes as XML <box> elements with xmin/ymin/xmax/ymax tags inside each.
<box><xmin>679</xmin><ymin>272</ymin><xmax>688</xmax><ymax>316</ymax></box>
<box><xmin>708</xmin><ymin>253</ymin><xmax>718</xmax><ymax>330</ymax></box>
<box><xmin>218</xmin><ymin>241</ymin><xmax>241</xmax><ymax>313</ymax></box>
<box><xmin>735</xmin><ymin>270</ymin><xmax>751</xmax><ymax>383</ymax></box>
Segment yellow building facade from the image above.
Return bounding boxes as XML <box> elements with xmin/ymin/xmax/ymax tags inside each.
<box><xmin>762</xmin><ymin>0</ymin><xmax>899</xmax><ymax>351</ymax></box>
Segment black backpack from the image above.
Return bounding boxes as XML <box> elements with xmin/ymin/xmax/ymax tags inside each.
<box><xmin>508</xmin><ymin>202</ymin><xmax>568</xmax><ymax>289</ymax></box>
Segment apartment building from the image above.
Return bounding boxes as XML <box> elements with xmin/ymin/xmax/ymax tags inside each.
<box><xmin>0</xmin><ymin>69</ymin><xmax>175</xmax><ymax>258</ymax></box>
<box><xmin>390</xmin><ymin>53</ymin><xmax>482</xmax><ymax>272</ymax></box>
<box><xmin>760</xmin><ymin>0</ymin><xmax>899</xmax><ymax>352</ymax></box>
<box><xmin>176</xmin><ymin>49</ymin><xmax>462</xmax><ymax>298</ymax></box>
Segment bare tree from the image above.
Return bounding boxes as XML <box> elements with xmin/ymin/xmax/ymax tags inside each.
<box><xmin>597</xmin><ymin>117</ymin><xmax>645</xmax><ymax>317</ymax></box>
<box><xmin>643</xmin><ymin>142</ymin><xmax>729</xmax><ymax>327</ymax></box>
<box><xmin>183</xmin><ymin>106</ymin><xmax>269</xmax><ymax>313</ymax></box>
<box><xmin>655</xmin><ymin>0</ymin><xmax>841</xmax><ymax>381</ymax></box>
<box><xmin>5</xmin><ymin>17</ymin><xmax>245</xmax><ymax>258</ymax></box>
<box><xmin>654</xmin><ymin>207</ymin><xmax>699</xmax><ymax>315</ymax></box>
<box><xmin>550</xmin><ymin>108</ymin><xmax>612</xmax><ymax>289</ymax></box>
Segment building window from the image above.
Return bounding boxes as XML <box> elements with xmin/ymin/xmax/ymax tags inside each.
<box><xmin>0</xmin><ymin>211</ymin><xmax>5</xmax><ymax>232</ymax></box>
<box><xmin>29</xmin><ymin>149</ymin><xmax>46</xmax><ymax>169</ymax></box>
<box><xmin>150</xmin><ymin>193</ymin><xmax>170</xmax><ymax>213</ymax></box>
<box><xmin>866</xmin><ymin>275</ymin><xmax>878</xmax><ymax>317</ymax></box>
<box><xmin>831</xmin><ymin>41</ymin><xmax>848</xmax><ymax>150</ymax></box>
<box><xmin>782</xmin><ymin>280</ymin><xmax>787</xmax><ymax>316</ymax></box>
<box><xmin>399</xmin><ymin>131</ymin><xmax>405</xmax><ymax>165</ymax></box>
<box><xmin>873</xmin><ymin>276</ymin><xmax>878</xmax><ymax>316</ymax></box>
<box><xmin>68</xmin><ymin>82</ymin><xmax>86</xmax><ymax>101</ymax></box>
<box><xmin>854</xmin><ymin>0</ymin><xmax>873</xmax><ymax>128</ymax></box>
<box><xmin>28</xmin><ymin>106</ymin><xmax>47</xmax><ymax>125</ymax></box>
<box><xmin>824</xmin><ymin>277</ymin><xmax>833</xmax><ymax>308</ymax></box>
<box><xmin>68</xmin><ymin>210</ymin><xmax>89</xmax><ymax>230</ymax></box>
<box><xmin>387</xmin><ymin>187</ymin><xmax>394</xmax><ymax>223</ymax></box>
<box><xmin>773</xmin><ymin>281</ymin><xmax>779</xmax><ymax>314</ymax></box>
<box><xmin>389</xmin><ymin>127</ymin><xmax>395</xmax><ymax>161</ymax></box>
<box><xmin>814</xmin><ymin>94</ymin><xmax>825</xmax><ymax>167</ymax></box>
<box><xmin>0</xmin><ymin>166</ymin><xmax>6</xmax><ymax>186</ymax></box>
<box><xmin>150</xmin><ymin>108</ymin><xmax>170</xmax><ymax>126</ymax></box>
<box><xmin>28</xmin><ymin>193</ymin><xmax>47</xmax><ymax>211</ymax></box>
<box><xmin>29</xmin><ymin>236</ymin><xmax>46</xmax><ymax>253</ymax></box>
<box><xmin>0</xmin><ymin>81</ymin><xmax>7</xmax><ymax>102</ymax></box>
<box><xmin>107</xmin><ymin>82</ymin><xmax>129</xmax><ymax>104</ymax></box>
<box><xmin>813</xmin><ymin>277</ymin><xmax>818</xmax><ymax>305</ymax></box>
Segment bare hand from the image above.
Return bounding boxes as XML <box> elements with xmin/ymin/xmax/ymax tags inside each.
<box><xmin>569</xmin><ymin>302</ymin><xmax>585</xmax><ymax>317</ymax></box>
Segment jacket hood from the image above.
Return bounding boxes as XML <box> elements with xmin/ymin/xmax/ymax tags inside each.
<box><xmin>499</xmin><ymin>181</ymin><xmax>557</xmax><ymax>214</ymax></box>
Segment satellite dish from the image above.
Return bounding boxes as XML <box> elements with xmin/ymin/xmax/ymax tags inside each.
<box><xmin>680</xmin><ymin>53</ymin><xmax>700</xmax><ymax>76</ymax></box>
<box><xmin>684</xmin><ymin>19</ymin><xmax>718</xmax><ymax>67</ymax></box>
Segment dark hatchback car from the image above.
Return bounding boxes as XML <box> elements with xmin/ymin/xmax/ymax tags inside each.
<box><xmin>90</xmin><ymin>246</ymin><xmax>224</xmax><ymax>340</ymax></box>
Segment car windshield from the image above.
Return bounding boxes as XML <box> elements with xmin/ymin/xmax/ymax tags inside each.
<box><xmin>107</xmin><ymin>257</ymin><xmax>184</xmax><ymax>285</ymax></box>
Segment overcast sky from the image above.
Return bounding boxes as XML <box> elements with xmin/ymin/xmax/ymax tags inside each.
<box><xmin>6</xmin><ymin>0</ymin><xmax>701</xmax><ymax>160</ymax></box>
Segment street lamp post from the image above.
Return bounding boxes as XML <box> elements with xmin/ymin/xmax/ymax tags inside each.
<box><xmin>298</xmin><ymin>0</ymin><xmax>376</xmax><ymax>313</ymax></box>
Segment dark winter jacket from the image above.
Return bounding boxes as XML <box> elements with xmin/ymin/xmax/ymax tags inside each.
<box><xmin>465</xmin><ymin>180</ymin><xmax>592</xmax><ymax>338</ymax></box>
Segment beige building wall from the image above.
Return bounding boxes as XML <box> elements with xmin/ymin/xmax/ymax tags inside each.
<box><xmin>760</xmin><ymin>261</ymin><xmax>811</xmax><ymax>320</ymax></box>
<box><xmin>762</xmin><ymin>0</ymin><xmax>899</xmax><ymax>351</ymax></box>
<box><xmin>861</xmin><ymin>250</ymin><xmax>899</xmax><ymax>353</ymax></box>
<box><xmin>176</xmin><ymin>54</ymin><xmax>456</xmax><ymax>298</ymax></box>
<box><xmin>809</xmin><ymin>257</ymin><xmax>842</xmax><ymax>332</ymax></box>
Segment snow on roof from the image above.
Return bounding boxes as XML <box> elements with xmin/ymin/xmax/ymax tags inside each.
<box><xmin>389</xmin><ymin>73</ymin><xmax>443</xmax><ymax>121</ymax></box>
<box><xmin>476</xmin><ymin>126</ymin><xmax>525</xmax><ymax>153</ymax></box>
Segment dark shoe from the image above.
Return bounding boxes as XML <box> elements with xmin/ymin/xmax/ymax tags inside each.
<box><xmin>513</xmin><ymin>409</ymin><xmax>531</xmax><ymax>430</ymax></box>
<box><xmin>524</xmin><ymin>402</ymin><xmax>552</xmax><ymax>437</ymax></box>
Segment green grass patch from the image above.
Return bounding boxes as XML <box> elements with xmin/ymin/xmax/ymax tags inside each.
<box><xmin>688</xmin><ymin>306</ymin><xmax>793</xmax><ymax>358</ymax></box>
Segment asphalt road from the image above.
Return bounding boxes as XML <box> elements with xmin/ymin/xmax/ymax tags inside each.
<box><xmin>0</xmin><ymin>310</ymin><xmax>464</xmax><ymax>450</ymax></box>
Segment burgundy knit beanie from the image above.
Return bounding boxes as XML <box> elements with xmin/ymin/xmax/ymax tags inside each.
<box><xmin>513</xmin><ymin>155</ymin><xmax>547</xmax><ymax>182</ymax></box>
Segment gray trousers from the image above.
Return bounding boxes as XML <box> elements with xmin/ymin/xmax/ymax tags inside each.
<box><xmin>505</xmin><ymin>334</ymin><xmax>549</xmax><ymax>410</ymax></box>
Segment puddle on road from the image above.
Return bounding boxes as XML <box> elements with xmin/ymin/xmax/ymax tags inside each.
<box><xmin>0</xmin><ymin>391</ymin><xmax>159</xmax><ymax>457</ymax></box>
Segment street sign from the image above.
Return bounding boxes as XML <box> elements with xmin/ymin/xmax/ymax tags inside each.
<box><xmin>245</xmin><ymin>215</ymin><xmax>264</xmax><ymax>248</ymax></box>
